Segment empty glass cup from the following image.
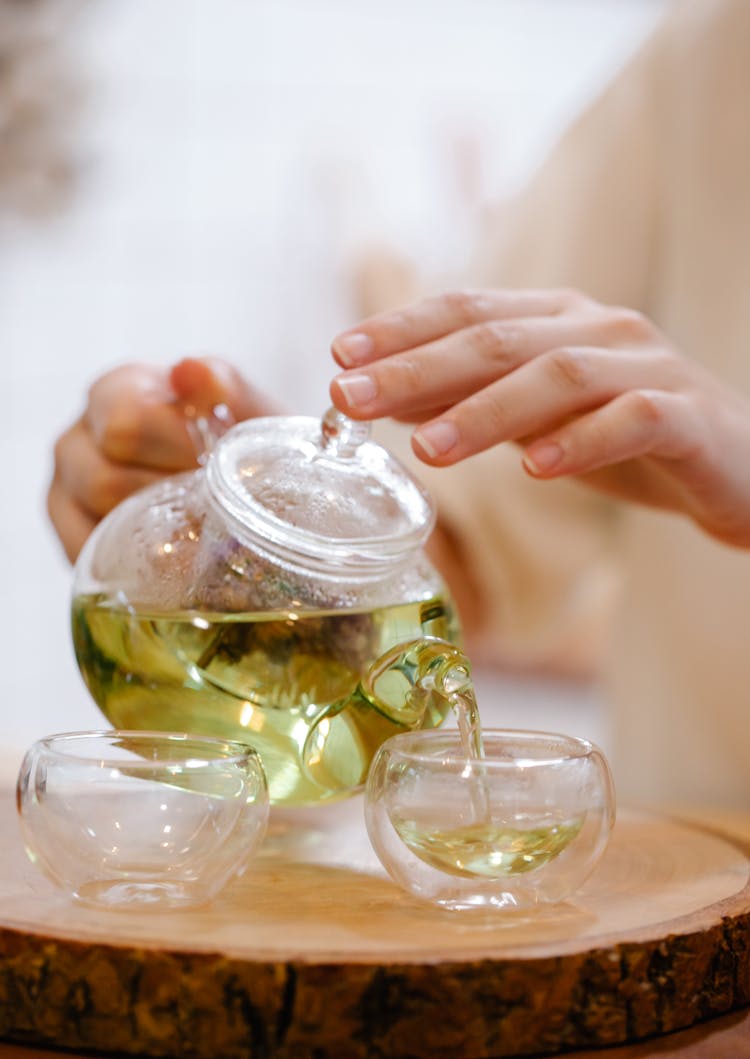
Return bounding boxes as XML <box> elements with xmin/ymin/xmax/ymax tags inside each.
<box><xmin>365</xmin><ymin>728</ymin><xmax>615</xmax><ymax>910</ymax></box>
<box><xmin>16</xmin><ymin>730</ymin><xmax>269</xmax><ymax>909</ymax></box>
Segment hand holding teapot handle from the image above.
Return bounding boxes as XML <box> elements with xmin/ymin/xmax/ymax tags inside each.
<box><xmin>48</xmin><ymin>356</ymin><xmax>281</xmax><ymax>562</ymax></box>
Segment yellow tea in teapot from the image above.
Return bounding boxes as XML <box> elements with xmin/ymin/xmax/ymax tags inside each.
<box><xmin>72</xmin><ymin>593</ymin><xmax>459</xmax><ymax>805</ymax></box>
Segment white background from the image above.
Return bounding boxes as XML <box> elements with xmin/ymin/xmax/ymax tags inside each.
<box><xmin>0</xmin><ymin>0</ymin><xmax>669</xmax><ymax>769</ymax></box>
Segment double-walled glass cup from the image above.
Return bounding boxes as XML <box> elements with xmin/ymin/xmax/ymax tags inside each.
<box><xmin>365</xmin><ymin>729</ymin><xmax>615</xmax><ymax>910</ymax></box>
<box><xmin>17</xmin><ymin>730</ymin><xmax>269</xmax><ymax>909</ymax></box>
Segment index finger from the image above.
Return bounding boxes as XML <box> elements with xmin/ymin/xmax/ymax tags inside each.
<box><xmin>331</xmin><ymin>287</ymin><xmax>581</xmax><ymax>367</ymax></box>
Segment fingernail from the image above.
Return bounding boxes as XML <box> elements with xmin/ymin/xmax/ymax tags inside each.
<box><xmin>413</xmin><ymin>421</ymin><xmax>460</xmax><ymax>459</ymax></box>
<box><xmin>523</xmin><ymin>441</ymin><xmax>563</xmax><ymax>475</ymax></box>
<box><xmin>332</xmin><ymin>332</ymin><xmax>375</xmax><ymax>367</ymax></box>
<box><xmin>335</xmin><ymin>372</ymin><xmax>378</xmax><ymax>408</ymax></box>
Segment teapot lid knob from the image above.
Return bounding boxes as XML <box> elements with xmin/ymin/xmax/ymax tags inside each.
<box><xmin>320</xmin><ymin>407</ymin><xmax>371</xmax><ymax>458</ymax></box>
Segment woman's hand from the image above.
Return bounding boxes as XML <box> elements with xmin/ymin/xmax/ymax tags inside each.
<box><xmin>48</xmin><ymin>356</ymin><xmax>280</xmax><ymax>562</ymax></box>
<box><xmin>330</xmin><ymin>288</ymin><xmax>750</xmax><ymax>548</ymax></box>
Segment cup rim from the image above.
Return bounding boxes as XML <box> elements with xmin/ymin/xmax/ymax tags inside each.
<box><xmin>31</xmin><ymin>729</ymin><xmax>261</xmax><ymax>769</ymax></box>
<box><xmin>378</xmin><ymin>727</ymin><xmax>599</xmax><ymax>767</ymax></box>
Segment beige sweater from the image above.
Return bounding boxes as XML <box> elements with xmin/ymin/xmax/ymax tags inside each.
<box><xmin>382</xmin><ymin>0</ymin><xmax>750</xmax><ymax>809</ymax></box>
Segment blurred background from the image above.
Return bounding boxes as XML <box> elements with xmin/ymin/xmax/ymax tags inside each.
<box><xmin>0</xmin><ymin>0</ymin><xmax>670</xmax><ymax>766</ymax></box>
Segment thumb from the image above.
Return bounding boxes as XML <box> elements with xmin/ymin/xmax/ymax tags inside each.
<box><xmin>169</xmin><ymin>356</ymin><xmax>284</xmax><ymax>423</ymax></box>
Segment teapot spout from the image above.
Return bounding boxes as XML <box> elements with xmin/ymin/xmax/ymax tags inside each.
<box><xmin>359</xmin><ymin>637</ymin><xmax>472</xmax><ymax>728</ymax></box>
<box><xmin>300</xmin><ymin>636</ymin><xmax>472</xmax><ymax>795</ymax></box>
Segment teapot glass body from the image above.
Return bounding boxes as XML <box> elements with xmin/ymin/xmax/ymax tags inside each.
<box><xmin>71</xmin><ymin>413</ymin><xmax>460</xmax><ymax>806</ymax></box>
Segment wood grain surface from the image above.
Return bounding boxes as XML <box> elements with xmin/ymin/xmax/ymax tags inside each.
<box><xmin>1</xmin><ymin>788</ymin><xmax>749</xmax><ymax>1058</ymax></box>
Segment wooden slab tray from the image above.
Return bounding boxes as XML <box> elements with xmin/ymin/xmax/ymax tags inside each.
<box><xmin>0</xmin><ymin>788</ymin><xmax>748</xmax><ymax>1059</ymax></box>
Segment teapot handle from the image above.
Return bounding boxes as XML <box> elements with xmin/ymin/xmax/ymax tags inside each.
<box><xmin>183</xmin><ymin>402</ymin><xmax>236</xmax><ymax>466</ymax></box>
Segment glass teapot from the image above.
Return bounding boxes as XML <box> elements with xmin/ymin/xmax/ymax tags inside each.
<box><xmin>72</xmin><ymin>407</ymin><xmax>461</xmax><ymax>806</ymax></box>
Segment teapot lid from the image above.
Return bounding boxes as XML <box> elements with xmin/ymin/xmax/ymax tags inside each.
<box><xmin>206</xmin><ymin>408</ymin><xmax>435</xmax><ymax>571</ymax></box>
